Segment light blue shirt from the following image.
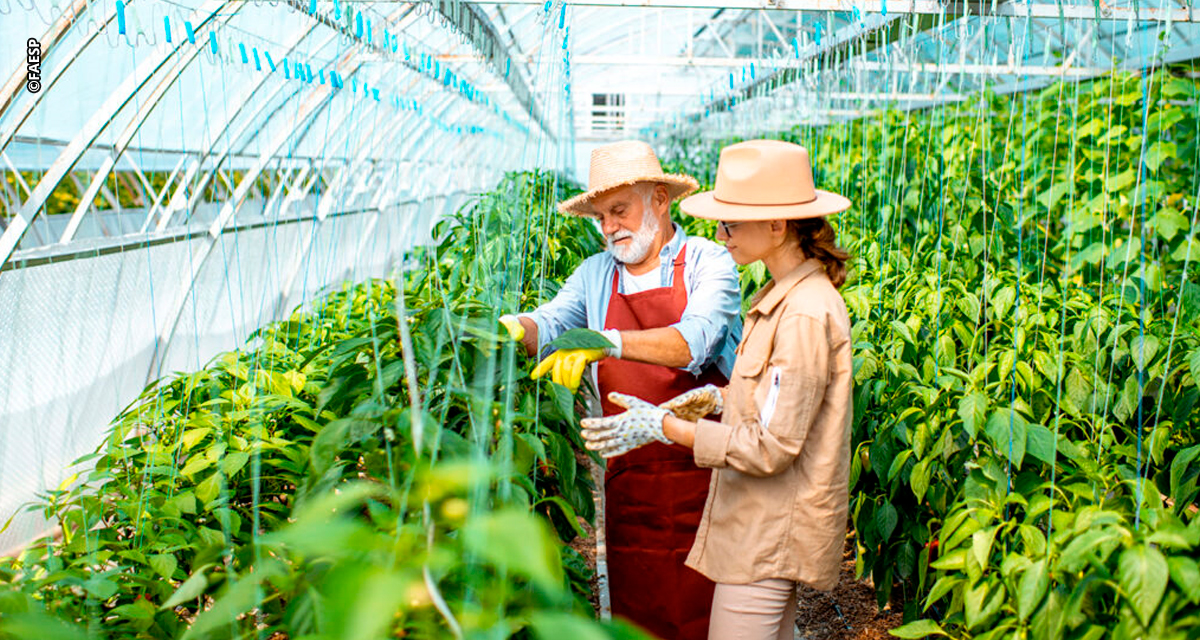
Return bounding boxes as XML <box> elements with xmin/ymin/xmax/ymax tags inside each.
<box><xmin>524</xmin><ymin>223</ymin><xmax>742</xmax><ymax>378</ymax></box>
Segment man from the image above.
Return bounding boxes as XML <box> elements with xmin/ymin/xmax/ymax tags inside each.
<box><xmin>500</xmin><ymin>140</ymin><xmax>742</xmax><ymax>639</ymax></box>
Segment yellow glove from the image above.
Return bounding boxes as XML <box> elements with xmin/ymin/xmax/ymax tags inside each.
<box><xmin>498</xmin><ymin>314</ymin><xmax>525</xmax><ymax>341</ymax></box>
<box><xmin>531</xmin><ymin>348</ymin><xmax>607</xmax><ymax>391</ymax></box>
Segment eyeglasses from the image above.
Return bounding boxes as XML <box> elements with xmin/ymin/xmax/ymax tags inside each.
<box><xmin>718</xmin><ymin>221</ymin><xmax>744</xmax><ymax>236</ymax></box>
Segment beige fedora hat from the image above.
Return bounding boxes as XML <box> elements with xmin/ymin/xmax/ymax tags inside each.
<box><xmin>680</xmin><ymin>139</ymin><xmax>850</xmax><ymax>221</ymax></box>
<box><xmin>558</xmin><ymin>140</ymin><xmax>700</xmax><ymax>216</ymax></box>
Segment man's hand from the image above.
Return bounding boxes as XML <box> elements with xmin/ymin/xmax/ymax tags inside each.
<box><xmin>659</xmin><ymin>384</ymin><xmax>724</xmax><ymax>421</ymax></box>
<box><xmin>581</xmin><ymin>392</ymin><xmax>670</xmax><ymax>458</ymax></box>
<box><xmin>531</xmin><ymin>348</ymin><xmax>607</xmax><ymax>391</ymax></box>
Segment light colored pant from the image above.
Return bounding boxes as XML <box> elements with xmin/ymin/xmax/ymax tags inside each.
<box><xmin>708</xmin><ymin>579</ymin><xmax>798</xmax><ymax>640</ymax></box>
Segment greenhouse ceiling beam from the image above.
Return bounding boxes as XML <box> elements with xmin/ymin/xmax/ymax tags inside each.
<box><xmin>0</xmin><ymin>0</ymin><xmax>234</xmax><ymax>271</ymax></box>
<box><xmin>0</xmin><ymin>0</ymin><xmax>126</xmax><ymax>158</ymax></box>
<box><xmin>471</xmin><ymin>0</ymin><xmax>1200</xmax><ymax>21</ymax></box>
<box><xmin>430</xmin><ymin>0</ymin><xmax>555</xmax><ymax>140</ymax></box>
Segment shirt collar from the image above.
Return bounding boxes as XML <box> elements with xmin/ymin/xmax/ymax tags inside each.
<box><xmin>661</xmin><ymin>221</ymin><xmax>686</xmax><ymax>262</ymax></box>
<box><xmin>748</xmin><ymin>259</ymin><xmax>823</xmax><ymax>316</ymax></box>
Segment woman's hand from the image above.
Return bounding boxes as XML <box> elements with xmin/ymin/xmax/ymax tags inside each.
<box><xmin>580</xmin><ymin>392</ymin><xmax>670</xmax><ymax>458</ymax></box>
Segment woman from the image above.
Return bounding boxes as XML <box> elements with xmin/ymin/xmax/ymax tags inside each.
<box><xmin>581</xmin><ymin>139</ymin><xmax>853</xmax><ymax>640</ymax></box>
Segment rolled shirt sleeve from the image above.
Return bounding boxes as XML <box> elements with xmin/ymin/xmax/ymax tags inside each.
<box><xmin>694</xmin><ymin>313</ymin><xmax>830</xmax><ymax>477</ymax></box>
<box><xmin>672</xmin><ymin>241</ymin><xmax>742</xmax><ymax>376</ymax></box>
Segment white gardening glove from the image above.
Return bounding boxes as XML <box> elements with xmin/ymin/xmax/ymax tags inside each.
<box><xmin>580</xmin><ymin>392</ymin><xmax>670</xmax><ymax>458</ymax></box>
<box><xmin>658</xmin><ymin>384</ymin><xmax>724</xmax><ymax>422</ymax></box>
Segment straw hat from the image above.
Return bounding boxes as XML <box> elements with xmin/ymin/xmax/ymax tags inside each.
<box><xmin>680</xmin><ymin>139</ymin><xmax>850</xmax><ymax>221</ymax></box>
<box><xmin>558</xmin><ymin>140</ymin><xmax>699</xmax><ymax>216</ymax></box>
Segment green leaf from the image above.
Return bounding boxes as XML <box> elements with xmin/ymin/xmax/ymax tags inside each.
<box><xmin>1026</xmin><ymin>423</ymin><xmax>1057</xmax><ymax>466</ymax></box>
<box><xmin>1113</xmin><ymin>374</ymin><xmax>1140</xmax><ymax>423</ymax></box>
<box><xmin>1118</xmin><ymin>544</ymin><xmax>1169</xmax><ymax>626</ymax></box>
<box><xmin>875</xmin><ymin>502</ymin><xmax>898</xmax><ymax>541</ymax></box>
<box><xmin>1169</xmin><ymin>444</ymin><xmax>1200</xmax><ymax>509</ymax></box>
<box><xmin>1018</xmin><ymin>559</ymin><xmax>1050</xmax><ymax>621</ymax></box>
<box><xmin>991</xmin><ymin>286</ymin><xmax>1016</xmax><ymax>320</ymax></box>
<box><xmin>162</xmin><ymin>567</ymin><xmax>210</xmax><ymax>609</ymax></box>
<box><xmin>1070</xmin><ymin>242</ymin><xmax>1107</xmax><ymax>270</ymax></box>
<box><xmin>911</xmin><ymin>458</ymin><xmax>932</xmax><ymax>503</ymax></box>
<box><xmin>180</xmin><ymin>428</ymin><xmax>211</xmax><ymax>451</ymax></box>
<box><xmin>149</xmin><ymin>553</ymin><xmax>178</xmax><ymax>580</ymax></box>
<box><xmin>890</xmin><ymin>619</ymin><xmax>948</xmax><ymax>638</ymax></box>
<box><xmin>1153</xmin><ymin>207</ymin><xmax>1189</xmax><ymax>241</ymax></box>
<box><xmin>1168</xmin><ymin>557</ymin><xmax>1200</xmax><ymax>605</ymax></box>
<box><xmin>958</xmin><ymin>392</ymin><xmax>988</xmax><ymax>439</ymax></box>
<box><xmin>180</xmin><ymin>455</ymin><xmax>211</xmax><ymax>477</ymax></box>
<box><xmin>196</xmin><ymin>473</ymin><xmax>221</xmax><ymax>505</ymax></box>
<box><xmin>83</xmin><ymin>576</ymin><xmax>118</xmax><ymax>601</ymax></box>
<box><xmin>985</xmin><ymin>409</ymin><xmax>1027</xmax><ymax>470</ymax></box>
<box><xmin>112</xmin><ymin>599</ymin><xmax>156</xmax><ymax>621</ymax></box>
<box><xmin>531</xmin><ymin>612</ymin><xmax>612</xmax><ymax>640</ymax></box>
<box><xmin>462</xmin><ymin>509</ymin><xmax>563</xmax><ymax>591</ymax></box>
<box><xmin>1143</xmin><ymin>141</ymin><xmax>1177</xmax><ymax>173</ymax></box>
<box><xmin>1106</xmin><ymin>168</ymin><xmax>1136</xmax><ymax>193</ymax></box>
<box><xmin>548</xmin><ymin>328</ymin><xmax>614</xmax><ymax>351</ymax></box>
<box><xmin>1188</xmin><ymin>349</ymin><xmax>1200</xmax><ymax>385</ymax></box>
<box><xmin>221</xmin><ymin>451</ymin><xmax>250</xmax><ymax>477</ymax></box>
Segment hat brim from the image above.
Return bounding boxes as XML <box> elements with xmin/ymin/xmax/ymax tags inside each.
<box><xmin>557</xmin><ymin>174</ymin><xmax>700</xmax><ymax>217</ymax></box>
<box><xmin>678</xmin><ymin>189</ymin><xmax>851</xmax><ymax>221</ymax></box>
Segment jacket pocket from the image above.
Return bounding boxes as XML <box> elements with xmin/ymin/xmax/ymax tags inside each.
<box><xmin>733</xmin><ymin>318</ymin><xmax>775</xmax><ymax>379</ymax></box>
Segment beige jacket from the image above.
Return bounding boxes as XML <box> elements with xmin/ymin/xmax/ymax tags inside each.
<box><xmin>685</xmin><ymin>259</ymin><xmax>853</xmax><ymax>589</ymax></box>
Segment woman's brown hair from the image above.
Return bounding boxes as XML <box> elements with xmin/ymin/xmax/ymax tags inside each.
<box><xmin>786</xmin><ymin>218</ymin><xmax>850</xmax><ymax>288</ymax></box>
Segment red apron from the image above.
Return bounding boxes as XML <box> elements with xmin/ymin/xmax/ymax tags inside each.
<box><xmin>597</xmin><ymin>243</ymin><xmax>727</xmax><ymax>640</ymax></box>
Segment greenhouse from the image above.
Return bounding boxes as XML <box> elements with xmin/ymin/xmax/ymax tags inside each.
<box><xmin>1</xmin><ymin>0</ymin><xmax>1199</xmax><ymax>637</ymax></box>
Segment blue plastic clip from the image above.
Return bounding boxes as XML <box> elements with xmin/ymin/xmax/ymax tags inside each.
<box><xmin>252</xmin><ymin>47</ymin><xmax>261</xmax><ymax>70</ymax></box>
<box><xmin>543</xmin><ymin>0</ymin><xmax>551</xmax><ymax>11</ymax></box>
<box><xmin>164</xmin><ymin>16</ymin><xmax>172</xmax><ymax>43</ymax></box>
<box><xmin>750</xmin><ymin>62</ymin><xmax>755</xmax><ymax>79</ymax></box>
<box><xmin>185</xmin><ymin>21</ymin><xmax>195</xmax><ymax>44</ymax></box>
<box><xmin>403</xmin><ymin>42</ymin><xmax>409</xmax><ymax>60</ymax></box>
<box><xmin>116</xmin><ymin>0</ymin><xmax>126</xmax><ymax>35</ymax></box>
<box><xmin>283</xmin><ymin>59</ymin><xmax>290</xmax><ymax>79</ymax></box>
<box><xmin>355</xmin><ymin>12</ymin><xmax>362</xmax><ymax>38</ymax></box>
<box><xmin>558</xmin><ymin>6</ymin><xmax>565</xmax><ymax>28</ymax></box>
<box><xmin>792</xmin><ymin>37</ymin><xmax>800</xmax><ymax>57</ymax></box>
<box><xmin>239</xmin><ymin>43</ymin><xmax>248</xmax><ymax>64</ymax></box>
<box><xmin>881</xmin><ymin>0</ymin><xmax>887</xmax><ymax>15</ymax></box>
<box><xmin>309</xmin><ymin>0</ymin><xmax>316</xmax><ymax>13</ymax></box>
<box><xmin>815</xmin><ymin>21</ymin><xmax>823</xmax><ymax>46</ymax></box>
<box><xmin>333</xmin><ymin>0</ymin><xmax>341</xmax><ymax>19</ymax></box>
<box><xmin>372</xmin><ymin>88</ymin><xmax>379</xmax><ymax>101</ymax></box>
<box><xmin>319</xmin><ymin>69</ymin><xmax>325</xmax><ymax>84</ymax></box>
<box><xmin>306</xmin><ymin>63</ymin><xmax>314</xmax><ymax>83</ymax></box>
<box><xmin>729</xmin><ymin>73</ymin><xmax>734</xmax><ymax>89</ymax></box>
<box><xmin>367</xmin><ymin>20</ymin><xmax>372</xmax><ymax>44</ymax></box>
<box><xmin>562</xmin><ymin>34</ymin><xmax>568</xmax><ymax>49</ymax></box>
<box><xmin>265</xmin><ymin>50</ymin><xmax>275</xmax><ymax>71</ymax></box>
<box><xmin>209</xmin><ymin>31</ymin><xmax>218</xmax><ymax>55</ymax></box>
<box><xmin>295</xmin><ymin>61</ymin><xmax>304</xmax><ymax>80</ymax></box>
<box><xmin>505</xmin><ymin>58</ymin><xmax>510</xmax><ymax>77</ymax></box>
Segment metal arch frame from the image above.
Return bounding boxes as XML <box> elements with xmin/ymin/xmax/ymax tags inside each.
<box><xmin>56</xmin><ymin>8</ymin><xmax>266</xmax><ymax>244</ymax></box>
<box><xmin>143</xmin><ymin>6</ymin><xmax>415</xmax><ymax>378</ymax></box>
<box><xmin>147</xmin><ymin>32</ymin><xmax>514</xmax><ymax>378</ymax></box>
<box><xmin>151</xmin><ymin>21</ymin><xmax>339</xmax><ymax>233</ymax></box>
<box><xmin>0</xmin><ymin>0</ymin><xmax>131</xmax><ymax>157</ymax></box>
<box><xmin>0</xmin><ymin>0</ymin><xmax>238</xmax><ymax>270</ymax></box>
<box><xmin>267</xmin><ymin>83</ymin><xmax>497</xmax><ymax>325</ymax></box>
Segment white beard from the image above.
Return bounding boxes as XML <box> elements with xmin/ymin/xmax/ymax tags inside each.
<box><xmin>606</xmin><ymin>210</ymin><xmax>660</xmax><ymax>264</ymax></box>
